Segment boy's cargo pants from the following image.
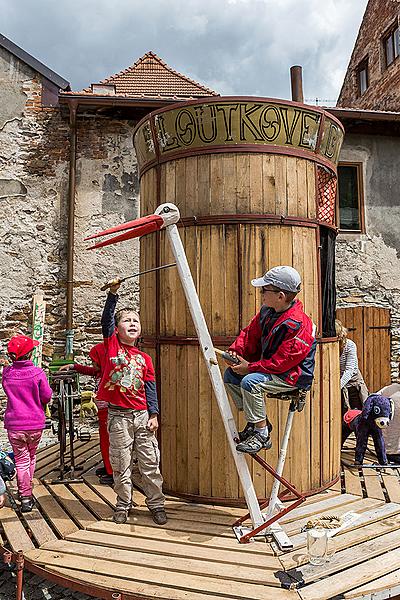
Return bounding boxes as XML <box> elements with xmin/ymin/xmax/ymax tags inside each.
<box><xmin>107</xmin><ymin>406</ymin><xmax>165</xmax><ymax>511</ymax></box>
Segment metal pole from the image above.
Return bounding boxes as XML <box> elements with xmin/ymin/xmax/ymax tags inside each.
<box><xmin>15</xmin><ymin>551</ymin><xmax>24</xmax><ymax>600</ymax></box>
<box><xmin>290</xmin><ymin>65</ymin><xmax>304</xmax><ymax>103</ymax></box>
<box><xmin>66</xmin><ymin>99</ymin><xmax>78</xmax><ymax>358</ymax></box>
<box><xmin>165</xmin><ymin>223</ymin><xmax>263</xmax><ymax>528</ymax></box>
<box><xmin>266</xmin><ymin>406</ymin><xmax>295</xmax><ymax>519</ymax></box>
<box><xmin>68</xmin><ymin>381</ymin><xmax>76</xmax><ymax>478</ymax></box>
<box><xmin>59</xmin><ymin>380</ymin><xmax>66</xmax><ymax>479</ymax></box>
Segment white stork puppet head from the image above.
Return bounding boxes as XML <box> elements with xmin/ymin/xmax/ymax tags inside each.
<box><xmin>85</xmin><ymin>203</ymin><xmax>181</xmax><ymax>249</ymax></box>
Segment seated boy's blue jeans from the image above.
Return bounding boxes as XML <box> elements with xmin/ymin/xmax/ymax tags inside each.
<box><xmin>223</xmin><ymin>368</ymin><xmax>297</xmax><ymax>423</ymax></box>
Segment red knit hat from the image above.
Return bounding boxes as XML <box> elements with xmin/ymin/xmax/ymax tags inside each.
<box><xmin>7</xmin><ymin>335</ymin><xmax>39</xmax><ymax>359</ymax></box>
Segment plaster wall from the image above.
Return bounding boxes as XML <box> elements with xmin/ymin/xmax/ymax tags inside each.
<box><xmin>336</xmin><ymin>133</ymin><xmax>400</xmax><ymax>374</ymax></box>
<box><xmin>0</xmin><ymin>47</ymin><xmax>140</xmax><ymax>378</ymax></box>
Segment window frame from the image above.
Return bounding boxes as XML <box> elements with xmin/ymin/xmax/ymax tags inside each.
<box><xmin>337</xmin><ymin>162</ymin><xmax>365</xmax><ymax>234</ymax></box>
<box><xmin>383</xmin><ymin>22</ymin><xmax>400</xmax><ymax>68</ymax></box>
<box><xmin>356</xmin><ymin>58</ymin><xmax>369</xmax><ymax>96</ymax></box>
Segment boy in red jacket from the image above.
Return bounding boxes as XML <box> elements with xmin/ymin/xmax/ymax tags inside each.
<box><xmin>224</xmin><ymin>266</ymin><xmax>316</xmax><ymax>454</ymax></box>
<box><xmin>99</xmin><ymin>282</ymin><xmax>166</xmax><ymax>525</ymax></box>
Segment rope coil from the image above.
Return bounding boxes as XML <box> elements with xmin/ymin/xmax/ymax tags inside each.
<box><xmin>303</xmin><ymin>515</ymin><xmax>343</xmax><ymax>531</ymax></box>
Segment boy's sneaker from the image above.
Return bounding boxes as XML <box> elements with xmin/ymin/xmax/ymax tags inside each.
<box><xmin>387</xmin><ymin>454</ymin><xmax>400</xmax><ymax>464</ymax></box>
<box><xmin>99</xmin><ymin>473</ymin><xmax>114</xmax><ymax>486</ymax></box>
<box><xmin>150</xmin><ymin>507</ymin><xmax>168</xmax><ymax>525</ymax></box>
<box><xmin>113</xmin><ymin>509</ymin><xmax>128</xmax><ymax>524</ymax></box>
<box><xmin>20</xmin><ymin>497</ymin><xmax>35</xmax><ymax>513</ymax></box>
<box><xmin>238</xmin><ymin>420</ymin><xmax>273</xmax><ymax>442</ymax></box>
<box><xmin>95</xmin><ymin>466</ymin><xmax>107</xmax><ymax>477</ymax></box>
<box><xmin>236</xmin><ymin>432</ymin><xmax>272</xmax><ymax>454</ymax></box>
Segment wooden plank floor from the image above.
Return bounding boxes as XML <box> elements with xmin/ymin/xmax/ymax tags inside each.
<box><xmin>2</xmin><ymin>436</ymin><xmax>400</xmax><ymax>599</ymax></box>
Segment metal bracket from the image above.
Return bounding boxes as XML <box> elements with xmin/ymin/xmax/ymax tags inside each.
<box><xmin>232</xmin><ymin>451</ymin><xmax>306</xmax><ymax>547</ymax></box>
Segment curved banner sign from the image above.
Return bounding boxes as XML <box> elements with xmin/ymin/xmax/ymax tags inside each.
<box><xmin>134</xmin><ymin>98</ymin><xmax>344</xmax><ymax>175</ymax></box>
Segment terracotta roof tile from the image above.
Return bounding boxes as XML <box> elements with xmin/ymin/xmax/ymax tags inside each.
<box><xmin>74</xmin><ymin>51</ymin><xmax>218</xmax><ymax>99</ymax></box>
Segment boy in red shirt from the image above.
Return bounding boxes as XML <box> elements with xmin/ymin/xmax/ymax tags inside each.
<box><xmin>99</xmin><ymin>282</ymin><xmax>166</xmax><ymax>525</ymax></box>
<box><xmin>224</xmin><ymin>266</ymin><xmax>316</xmax><ymax>454</ymax></box>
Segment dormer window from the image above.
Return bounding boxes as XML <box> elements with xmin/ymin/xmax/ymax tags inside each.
<box><xmin>91</xmin><ymin>84</ymin><xmax>116</xmax><ymax>96</ymax></box>
<box><xmin>356</xmin><ymin>59</ymin><xmax>369</xmax><ymax>95</ymax></box>
<box><xmin>384</xmin><ymin>23</ymin><xmax>400</xmax><ymax>67</ymax></box>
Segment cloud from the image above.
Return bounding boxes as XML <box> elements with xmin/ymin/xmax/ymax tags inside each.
<box><xmin>0</xmin><ymin>0</ymin><xmax>366</xmax><ymax>103</ymax></box>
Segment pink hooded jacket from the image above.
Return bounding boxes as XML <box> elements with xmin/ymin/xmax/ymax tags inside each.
<box><xmin>2</xmin><ymin>360</ymin><xmax>52</xmax><ymax>431</ymax></box>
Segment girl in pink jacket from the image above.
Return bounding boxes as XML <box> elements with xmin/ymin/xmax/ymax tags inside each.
<box><xmin>2</xmin><ymin>335</ymin><xmax>52</xmax><ymax>512</ymax></box>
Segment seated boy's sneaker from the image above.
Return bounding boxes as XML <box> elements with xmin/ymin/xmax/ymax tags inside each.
<box><xmin>236</xmin><ymin>432</ymin><xmax>272</xmax><ymax>454</ymax></box>
<box><xmin>238</xmin><ymin>420</ymin><xmax>273</xmax><ymax>442</ymax></box>
<box><xmin>95</xmin><ymin>466</ymin><xmax>107</xmax><ymax>476</ymax></box>
<box><xmin>150</xmin><ymin>507</ymin><xmax>168</xmax><ymax>525</ymax></box>
<box><xmin>113</xmin><ymin>509</ymin><xmax>128</xmax><ymax>524</ymax></box>
<box><xmin>20</xmin><ymin>497</ymin><xmax>35</xmax><ymax>513</ymax></box>
<box><xmin>238</xmin><ymin>422</ymin><xmax>255</xmax><ymax>442</ymax></box>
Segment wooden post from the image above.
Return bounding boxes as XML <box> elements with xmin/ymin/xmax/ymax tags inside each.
<box><xmin>32</xmin><ymin>292</ymin><xmax>46</xmax><ymax>367</ymax></box>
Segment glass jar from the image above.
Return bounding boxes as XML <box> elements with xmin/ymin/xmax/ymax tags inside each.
<box><xmin>306</xmin><ymin>527</ymin><xmax>328</xmax><ymax>565</ymax></box>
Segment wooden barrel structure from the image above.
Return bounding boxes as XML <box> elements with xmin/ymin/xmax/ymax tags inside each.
<box><xmin>133</xmin><ymin>97</ymin><xmax>344</xmax><ymax>504</ymax></box>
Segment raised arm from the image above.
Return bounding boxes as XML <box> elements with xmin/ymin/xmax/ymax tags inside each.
<box><xmin>101</xmin><ymin>292</ymin><xmax>118</xmax><ymax>339</ymax></box>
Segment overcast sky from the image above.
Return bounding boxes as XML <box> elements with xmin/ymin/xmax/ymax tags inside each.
<box><xmin>1</xmin><ymin>0</ymin><xmax>367</xmax><ymax>104</ymax></box>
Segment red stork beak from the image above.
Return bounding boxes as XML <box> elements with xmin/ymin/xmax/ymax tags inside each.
<box><xmin>85</xmin><ymin>214</ymin><xmax>164</xmax><ymax>250</ymax></box>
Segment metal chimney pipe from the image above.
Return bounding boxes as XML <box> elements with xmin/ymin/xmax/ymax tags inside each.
<box><xmin>290</xmin><ymin>65</ymin><xmax>304</xmax><ymax>103</ymax></box>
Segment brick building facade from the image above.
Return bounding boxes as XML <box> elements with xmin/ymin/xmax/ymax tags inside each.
<box><xmin>337</xmin><ymin>0</ymin><xmax>400</xmax><ymax>111</ymax></box>
<box><xmin>333</xmin><ymin>0</ymin><xmax>400</xmax><ymax>383</ymax></box>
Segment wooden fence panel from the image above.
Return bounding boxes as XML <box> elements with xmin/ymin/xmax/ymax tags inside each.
<box><xmin>336</xmin><ymin>306</ymin><xmax>391</xmax><ymax>392</ymax></box>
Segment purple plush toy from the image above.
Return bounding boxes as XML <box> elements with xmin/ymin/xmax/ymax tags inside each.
<box><xmin>342</xmin><ymin>394</ymin><xmax>394</xmax><ymax>465</ymax></box>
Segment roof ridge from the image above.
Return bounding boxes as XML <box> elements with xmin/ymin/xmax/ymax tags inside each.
<box><xmin>99</xmin><ymin>51</ymin><xmax>156</xmax><ymax>83</ymax></box>
<box><xmin>0</xmin><ymin>33</ymin><xmax>70</xmax><ymax>90</ymax></box>
<box><xmin>145</xmin><ymin>52</ymin><xmax>216</xmax><ymax>95</ymax></box>
<box><xmin>98</xmin><ymin>51</ymin><xmax>216</xmax><ymax>95</ymax></box>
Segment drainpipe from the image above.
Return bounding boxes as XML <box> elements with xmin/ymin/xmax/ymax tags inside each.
<box><xmin>65</xmin><ymin>99</ymin><xmax>78</xmax><ymax>358</ymax></box>
<box><xmin>290</xmin><ymin>65</ymin><xmax>304</xmax><ymax>103</ymax></box>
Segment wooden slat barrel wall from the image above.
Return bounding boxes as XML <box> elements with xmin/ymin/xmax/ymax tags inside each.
<box><xmin>139</xmin><ymin>153</ymin><xmax>341</xmax><ymax>501</ymax></box>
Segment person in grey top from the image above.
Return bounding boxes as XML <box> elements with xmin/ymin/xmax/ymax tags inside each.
<box><xmin>336</xmin><ymin>319</ymin><xmax>368</xmax><ymax>411</ymax></box>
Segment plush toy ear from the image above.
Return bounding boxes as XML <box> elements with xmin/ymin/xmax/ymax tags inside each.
<box><xmin>362</xmin><ymin>395</ymin><xmax>374</xmax><ymax>419</ymax></box>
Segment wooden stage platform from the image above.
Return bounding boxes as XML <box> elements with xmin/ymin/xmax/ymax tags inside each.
<box><xmin>3</xmin><ymin>435</ymin><xmax>400</xmax><ymax>600</ymax></box>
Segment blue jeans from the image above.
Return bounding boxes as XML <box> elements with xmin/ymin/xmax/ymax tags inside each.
<box><xmin>223</xmin><ymin>368</ymin><xmax>296</xmax><ymax>423</ymax></box>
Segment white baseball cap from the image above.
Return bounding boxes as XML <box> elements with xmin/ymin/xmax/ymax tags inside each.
<box><xmin>251</xmin><ymin>266</ymin><xmax>301</xmax><ymax>293</ymax></box>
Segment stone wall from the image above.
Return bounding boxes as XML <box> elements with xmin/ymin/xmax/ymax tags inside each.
<box><xmin>336</xmin><ymin>132</ymin><xmax>400</xmax><ymax>376</ymax></box>
<box><xmin>337</xmin><ymin>0</ymin><xmax>400</xmax><ymax>111</ymax></box>
<box><xmin>0</xmin><ymin>46</ymin><xmax>140</xmax><ymax>377</ymax></box>
<box><xmin>72</xmin><ymin>115</ymin><xmax>140</xmax><ymax>362</ymax></box>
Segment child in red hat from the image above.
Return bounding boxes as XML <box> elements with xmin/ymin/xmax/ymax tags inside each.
<box><xmin>2</xmin><ymin>335</ymin><xmax>52</xmax><ymax>512</ymax></box>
